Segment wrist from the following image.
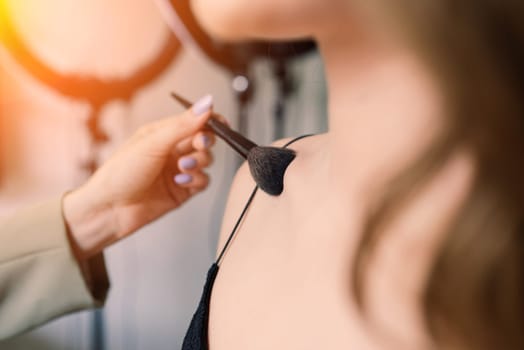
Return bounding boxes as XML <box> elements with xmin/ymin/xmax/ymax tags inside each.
<box><xmin>62</xmin><ymin>185</ymin><xmax>118</xmax><ymax>260</ymax></box>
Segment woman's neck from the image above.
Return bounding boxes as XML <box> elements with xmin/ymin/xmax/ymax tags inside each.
<box><xmin>319</xmin><ymin>35</ymin><xmax>445</xmax><ymax>200</ymax></box>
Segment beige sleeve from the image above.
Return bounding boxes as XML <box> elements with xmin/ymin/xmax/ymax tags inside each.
<box><xmin>0</xmin><ymin>197</ymin><xmax>110</xmax><ymax>339</ymax></box>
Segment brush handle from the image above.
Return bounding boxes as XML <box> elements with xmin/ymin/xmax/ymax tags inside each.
<box><xmin>169</xmin><ymin>92</ymin><xmax>257</xmax><ymax>158</ymax></box>
<box><xmin>207</xmin><ymin>118</ymin><xmax>257</xmax><ymax>159</ymax></box>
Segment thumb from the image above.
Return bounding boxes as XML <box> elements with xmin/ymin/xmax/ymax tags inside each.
<box><xmin>152</xmin><ymin>94</ymin><xmax>214</xmax><ymax>149</ymax></box>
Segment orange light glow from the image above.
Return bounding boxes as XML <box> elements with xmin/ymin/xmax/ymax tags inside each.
<box><xmin>0</xmin><ymin>1</ymin><xmax>9</xmax><ymax>44</ymax></box>
<box><xmin>0</xmin><ymin>1</ymin><xmax>40</xmax><ymax>55</ymax></box>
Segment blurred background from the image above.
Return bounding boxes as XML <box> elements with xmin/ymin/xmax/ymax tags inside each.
<box><xmin>0</xmin><ymin>0</ymin><xmax>326</xmax><ymax>348</ymax></box>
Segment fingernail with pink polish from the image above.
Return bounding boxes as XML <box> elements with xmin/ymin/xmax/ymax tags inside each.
<box><xmin>180</xmin><ymin>157</ymin><xmax>197</xmax><ymax>170</ymax></box>
<box><xmin>192</xmin><ymin>94</ymin><xmax>213</xmax><ymax>117</ymax></box>
<box><xmin>201</xmin><ymin>135</ymin><xmax>211</xmax><ymax>148</ymax></box>
<box><xmin>174</xmin><ymin>173</ymin><xmax>193</xmax><ymax>185</ymax></box>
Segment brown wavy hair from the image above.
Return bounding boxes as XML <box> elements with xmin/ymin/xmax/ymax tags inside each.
<box><xmin>352</xmin><ymin>2</ymin><xmax>524</xmax><ymax>349</ymax></box>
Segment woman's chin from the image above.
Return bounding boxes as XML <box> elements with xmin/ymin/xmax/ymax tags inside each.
<box><xmin>191</xmin><ymin>0</ymin><xmax>248</xmax><ymax>41</ymax></box>
<box><xmin>190</xmin><ymin>0</ymin><xmax>304</xmax><ymax>42</ymax></box>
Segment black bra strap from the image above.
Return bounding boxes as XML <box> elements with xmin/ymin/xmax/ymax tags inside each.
<box><xmin>215</xmin><ymin>134</ymin><xmax>315</xmax><ymax>265</ymax></box>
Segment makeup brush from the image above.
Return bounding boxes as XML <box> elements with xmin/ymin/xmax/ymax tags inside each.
<box><xmin>171</xmin><ymin>92</ymin><xmax>296</xmax><ymax>196</ymax></box>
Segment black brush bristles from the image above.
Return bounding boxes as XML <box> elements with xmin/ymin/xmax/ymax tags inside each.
<box><xmin>170</xmin><ymin>92</ymin><xmax>297</xmax><ymax>196</ymax></box>
<box><xmin>247</xmin><ymin>147</ymin><xmax>296</xmax><ymax>195</ymax></box>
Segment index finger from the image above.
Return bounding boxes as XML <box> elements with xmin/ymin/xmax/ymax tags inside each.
<box><xmin>151</xmin><ymin>95</ymin><xmax>214</xmax><ymax>151</ymax></box>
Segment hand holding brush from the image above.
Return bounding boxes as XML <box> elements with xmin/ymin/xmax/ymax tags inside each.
<box><xmin>171</xmin><ymin>92</ymin><xmax>296</xmax><ymax>196</ymax></box>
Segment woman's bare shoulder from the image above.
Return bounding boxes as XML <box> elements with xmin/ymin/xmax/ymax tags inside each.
<box><xmin>215</xmin><ymin>137</ymin><xmax>295</xmax><ymax>257</ymax></box>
